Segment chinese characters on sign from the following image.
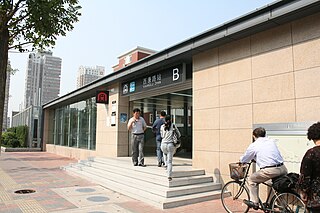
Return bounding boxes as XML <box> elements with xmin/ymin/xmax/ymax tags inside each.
<box><xmin>122</xmin><ymin>64</ymin><xmax>184</xmax><ymax>95</ymax></box>
<box><xmin>142</xmin><ymin>74</ymin><xmax>162</xmax><ymax>88</ymax></box>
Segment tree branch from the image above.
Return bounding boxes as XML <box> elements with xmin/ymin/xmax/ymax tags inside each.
<box><xmin>6</xmin><ymin>0</ymin><xmax>24</xmax><ymax>21</ymax></box>
<box><xmin>9</xmin><ymin>21</ymin><xmax>35</xmax><ymax>41</ymax></box>
<box><xmin>8</xmin><ymin>41</ymin><xmax>34</xmax><ymax>50</ymax></box>
<box><xmin>0</xmin><ymin>0</ymin><xmax>25</xmax><ymax>32</ymax></box>
<box><xmin>8</xmin><ymin>12</ymin><xmax>29</xmax><ymax>28</ymax></box>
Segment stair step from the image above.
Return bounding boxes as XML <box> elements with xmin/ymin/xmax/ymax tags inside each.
<box><xmin>65</xmin><ymin>166</ymin><xmax>221</xmax><ymax>209</ymax></box>
<box><xmin>92</xmin><ymin>157</ymin><xmax>205</xmax><ymax>177</ymax></box>
<box><xmin>163</xmin><ymin>190</ymin><xmax>221</xmax><ymax>209</ymax></box>
<box><xmin>62</xmin><ymin>157</ymin><xmax>221</xmax><ymax>209</ymax></box>
<box><xmin>78</xmin><ymin>160</ymin><xmax>214</xmax><ymax>187</ymax></box>
<box><xmin>68</xmin><ymin>165</ymin><xmax>220</xmax><ymax>197</ymax></box>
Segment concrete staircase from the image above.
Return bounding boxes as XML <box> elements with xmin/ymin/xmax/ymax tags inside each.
<box><xmin>62</xmin><ymin>157</ymin><xmax>221</xmax><ymax>209</ymax></box>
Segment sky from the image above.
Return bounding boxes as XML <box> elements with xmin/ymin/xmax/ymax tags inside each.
<box><xmin>7</xmin><ymin>0</ymin><xmax>275</xmax><ymax>116</ymax></box>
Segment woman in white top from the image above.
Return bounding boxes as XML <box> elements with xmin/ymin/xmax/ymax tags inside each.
<box><xmin>160</xmin><ymin>115</ymin><xmax>181</xmax><ymax>181</ymax></box>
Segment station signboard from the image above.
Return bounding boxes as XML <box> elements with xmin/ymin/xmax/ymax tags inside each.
<box><xmin>122</xmin><ymin>64</ymin><xmax>184</xmax><ymax>96</ymax></box>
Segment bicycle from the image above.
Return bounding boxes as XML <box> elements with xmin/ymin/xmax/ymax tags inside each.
<box><xmin>221</xmin><ymin>162</ymin><xmax>306</xmax><ymax>213</ymax></box>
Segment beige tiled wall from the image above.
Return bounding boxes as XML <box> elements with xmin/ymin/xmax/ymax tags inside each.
<box><xmin>292</xmin><ymin>13</ymin><xmax>320</xmax><ymax>44</ymax></box>
<box><xmin>252</xmin><ymin>72</ymin><xmax>295</xmax><ymax>103</ymax></box>
<box><xmin>193</xmin><ymin>130</ymin><xmax>219</xmax><ymax>152</ymax></box>
<box><xmin>293</xmin><ymin>38</ymin><xmax>320</xmax><ymax>70</ymax></box>
<box><xmin>296</xmin><ymin>97</ymin><xmax>320</xmax><ymax>122</ymax></box>
<box><xmin>219</xmin><ymin>58</ymin><xmax>251</xmax><ymax>84</ymax></box>
<box><xmin>295</xmin><ymin>67</ymin><xmax>320</xmax><ymax>98</ymax></box>
<box><xmin>193</xmin><ymin>66</ymin><xmax>219</xmax><ymax>89</ymax></box>
<box><xmin>220</xmin><ymin>81</ymin><xmax>252</xmax><ymax>107</ymax></box>
<box><xmin>251</xmin><ymin>47</ymin><xmax>294</xmax><ymax>78</ymax></box>
<box><xmin>43</xmin><ymin>109</ymin><xmax>54</xmax><ymax>150</ymax></box>
<box><xmin>219</xmin><ymin>129</ymin><xmax>252</xmax><ymax>153</ymax></box>
<box><xmin>251</xmin><ymin>23</ymin><xmax>292</xmax><ymax>55</ymax></box>
<box><xmin>192</xmin><ymin>12</ymin><xmax>320</xmax><ymax>183</ymax></box>
<box><xmin>219</xmin><ymin>38</ymin><xmax>251</xmax><ymax>64</ymax></box>
<box><xmin>46</xmin><ymin>144</ymin><xmax>96</xmax><ymax>160</ymax></box>
<box><xmin>193</xmin><ymin>48</ymin><xmax>218</xmax><ymax>71</ymax></box>
<box><xmin>194</xmin><ymin>108</ymin><xmax>220</xmax><ymax>130</ymax></box>
<box><xmin>253</xmin><ymin>100</ymin><xmax>296</xmax><ymax>124</ymax></box>
<box><xmin>96</xmin><ymin>83</ymin><xmax>130</xmax><ymax>158</ymax></box>
<box><xmin>220</xmin><ymin>105</ymin><xmax>252</xmax><ymax>129</ymax></box>
<box><xmin>193</xmin><ymin>87</ymin><xmax>219</xmax><ymax>109</ymax></box>
<box><xmin>193</xmin><ymin>150</ymin><xmax>220</xmax><ymax>174</ymax></box>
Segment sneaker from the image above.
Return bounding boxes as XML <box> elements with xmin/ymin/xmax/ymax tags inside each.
<box><xmin>158</xmin><ymin>162</ymin><xmax>162</xmax><ymax>167</ymax></box>
<box><xmin>168</xmin><ymin>177</ymin><xmax>172</xmax><ymax>181</ymax></box>
<box><xmin>138</xmin><ymin>164</ymin><xmax>146</xmax><ymax>167</ymax></box>
<box><xmin>243</xmin><ymin>199</ymin><xmax>259</xmax><ymax>210</ymax></box>
<box><xmin>133</xmin><ymin>162</ymin><xmax>138</xmax><ymax>166</ymax></box>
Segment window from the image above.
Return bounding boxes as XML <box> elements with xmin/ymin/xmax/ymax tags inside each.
<box><xmin>124</xmin><ymin>55</ymin><xmax>132</xmax><ymax>65</ymax></box>
<box><xmin>53</xmin><ymin>97</ymin><xmax>97</xmax><ymax>150</ymax></box>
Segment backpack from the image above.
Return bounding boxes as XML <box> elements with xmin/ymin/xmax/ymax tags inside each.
<box><xmin>172</xmin><ymin>124</ymin><xmax>181</xmax><ymax>147</ymax></box>
<box><xmin>272</xmin><ymin>172</ymin><xmax>299</xmax><ymax>193</ymax></box>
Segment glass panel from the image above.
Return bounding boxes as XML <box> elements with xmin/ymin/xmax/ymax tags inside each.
<box><xmin>52</xmin><ymin>111</ymin><xmax>56</xmax><ymax>145</ymax></box>
<box><xmin>78</xmin><ymin>100</ymin><xmax>89</xmax><ymax>149</ymax></box>
<box><xmin>52</xmin><ymin>96</ymin><xmax>97</xmax><ymax>150</ymax></box>
<box><xmin>63</xmin><ymin>106</ymin><xmax>69</xmax><ymax>146</ymax></box>
<box><xmin>69</xmin><ymin>103</ymin><xmax>78</xmax><ymax>147</ymax></box>
<box><xmin>89</xmin><ymin>97</ymin><xmax>97</xmax><ymax>150</ymax></box>
<box><xmin>57</xmin><ymin>109</ymin><xmax>63</xmax><ymax>145</ymax></box>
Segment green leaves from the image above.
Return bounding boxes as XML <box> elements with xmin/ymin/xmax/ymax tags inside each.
<box><xmin>0</xmin><ymin>0</ymin><xmax>81</xmax><ymax>138</ymax></box>
<box><xmin>0</xmin><ymin>0</ymin><xmax>82</xmax><ymax>51</ymax></box>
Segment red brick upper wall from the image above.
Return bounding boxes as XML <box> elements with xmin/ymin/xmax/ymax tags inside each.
<box><xmin>113</xmin><ymin>51</ymin><xmax>152</xmax><ymax>72</ymax></box>
<box><xmin>137</xmin><ymin>52</ymin><xmax>150</xmax><ymax>60</ymax></box>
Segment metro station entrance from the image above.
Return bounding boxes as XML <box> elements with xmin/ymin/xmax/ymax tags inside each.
<box><xmin>130</xmin><ymin>89</ymin><xmax>192</xmax><ymax>159</ymax></box>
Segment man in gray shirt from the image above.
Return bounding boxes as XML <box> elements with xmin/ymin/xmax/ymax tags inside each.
<box><xmin>127</xmin><ymin>108</ymin><xmax>147</xmax><ymax>167</ymax></box>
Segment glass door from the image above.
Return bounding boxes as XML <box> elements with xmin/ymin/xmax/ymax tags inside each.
<box><xmin>130</xmin><ymin>89</ymin><xmax>192</xmax><ymax>158</ymax></box>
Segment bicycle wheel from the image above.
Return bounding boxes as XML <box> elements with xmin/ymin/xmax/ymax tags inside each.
<box><xmin>271</xmin><ymin>192</ymin><xmax>306</xmax><ymax>213</ymax></box>
<box><xmin>221</xmin><ymin>181</ymin><xmax>250</xmax><ymax>213</ymax></box>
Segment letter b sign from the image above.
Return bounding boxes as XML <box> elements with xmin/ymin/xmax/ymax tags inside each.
<box><xmin>172</xmin><ymin>68</ymin><xmax>180</xmax><ymax>81</ymax></box>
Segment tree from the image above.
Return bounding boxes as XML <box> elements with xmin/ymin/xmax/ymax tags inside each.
<box><xmin>0</xmin><ymin>0</ymin><xmax>81</xmax><ymax>149</ymax></box>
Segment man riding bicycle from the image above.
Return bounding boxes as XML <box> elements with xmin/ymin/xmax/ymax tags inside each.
<box><xmin>240</xmin><ymin>127</ymin><xmax>288</xmax><ymax>210</ymax></box>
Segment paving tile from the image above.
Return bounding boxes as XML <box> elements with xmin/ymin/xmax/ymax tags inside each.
<box><xmin>0</xmin><ymin>152</ymin><xmax>245</xmax><ymax>213</ymax></box>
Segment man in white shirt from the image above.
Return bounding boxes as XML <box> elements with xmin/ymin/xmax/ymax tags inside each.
<box><xmin>127</xmin><ymin>108</ymin><xmax>147</xmax><ymax>167</ymax></box>
<box><xmin>240</xmin><ymin>127</ymin><xmax>288</xmax><ymax>210</ymax></box>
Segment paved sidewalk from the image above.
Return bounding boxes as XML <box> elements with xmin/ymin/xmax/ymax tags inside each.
<box><xmin>0</xmin><ymin>152</ymin><xmax>258</xmax><ymax>213</ymax></box>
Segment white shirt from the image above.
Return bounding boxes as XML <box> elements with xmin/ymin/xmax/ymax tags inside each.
<box><xmin>240</xmin><ymin>137</ymin><xmax>284</xmax><ymax>169</ymax></box>
<box><xmin>127</xmin><ymin>117</ymin><xmax>146</xmax><ymax>134</ymax></box>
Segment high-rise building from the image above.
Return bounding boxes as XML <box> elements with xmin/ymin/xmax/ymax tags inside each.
<box><xmin>76</xmin><ymin>65</ymin><xmax>105</xmax><ymax>88</ymax></box>
<box><xmin>24</xmin><ymin>51</ymin><xmax>62</xmax><ymax>108</ymax></box>
<box><xmin>2</xmin><ymin>62</ymin><xmax>11</xmax><ymax>131</ymax></box>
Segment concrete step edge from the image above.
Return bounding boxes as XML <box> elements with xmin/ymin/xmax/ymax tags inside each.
<box><xmin>65</xmin><ymin>167</ymin><xmax>221</xmax><ymax>209</ymax></box>
<box><xmin>67</xmin><ymin>166</ymin><xmax>220</xmax><ymax>197</ymax></box>
<box><xmin>92</xmin><ymin>157</ymin><xmax>204</xmax><ymax>177</ymax></box>
<box><xmin>163</xmin><ymin>190</ymin><xmax>222</xmax><ymax>209</ymax></box>
<box><xmin>65</xmin><ymin>167</ymin><xmax>167</xmax><ymax>208</ymax></box>
<box><xmin>80</xmin><ymin>161</ymin><xmax>214</xmax><ymax>187</ymax></box>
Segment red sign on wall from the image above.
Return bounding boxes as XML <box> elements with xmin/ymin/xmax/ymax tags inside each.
<box><xmin>96</xmin><ymin>91</ymin><xmax>109</xmax><ymax>104</ymax></box>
